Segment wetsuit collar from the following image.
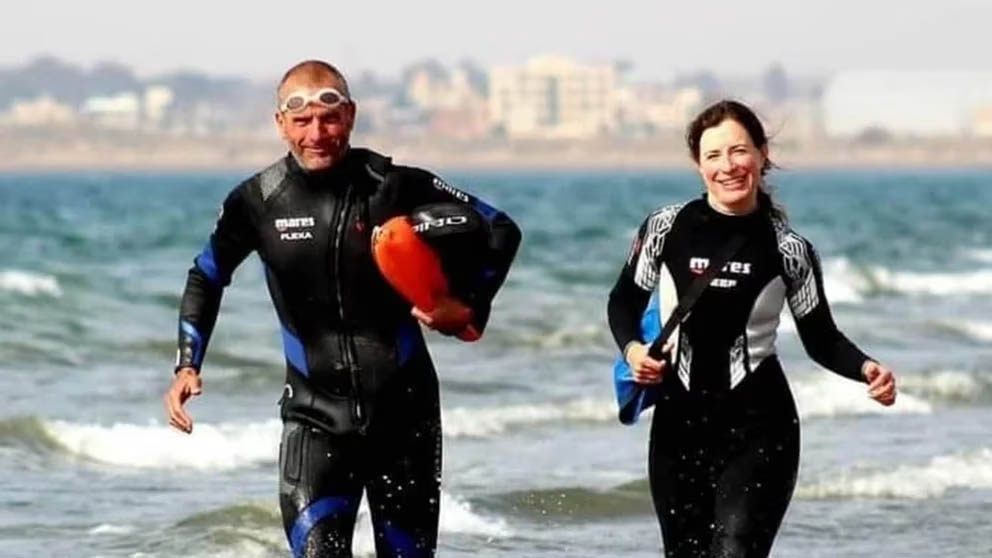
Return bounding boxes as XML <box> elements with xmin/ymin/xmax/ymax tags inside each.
<box><xmin>703</xmin><ymin>191</ymin><xmax>761</xmax><ymax>217</ymax></box>
<box><xmin>283</xmin><ymin>147</ymin><xmax>391</xmax><ymax>193</ymax></box>
<box><xmin>700</xmin><ymin>193</ymin><xmax>769</xmax><ymax>231</ymax></box>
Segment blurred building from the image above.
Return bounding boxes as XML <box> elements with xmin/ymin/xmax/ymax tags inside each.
<box><xmin>353</xmin><ymin>95</ymin><xmax>392</xmax><ymax>134</ymax></box>
<box><xmin>404</xmin><ymin>65</ymin><xmax>490</xmax><ymax>139</ymax></box>
<box><xmin>822</xmin><ymin>71</ymin><xmax>992</xmax><ymax>138</ymax></box>
<box><xmin>759</xmin><ymin>98</ymin><xmax>827</xmax><ymax>145</ymax></box>
<box><xmin>143</xmin><ymin>85</ymin><xmax>174</xmax><ymax>130</ymax></box>
<box><xmin>406</xmin><ymin>64</ymin><xmax>451</xmax><ymax>111</ymax></box>
<box><xmin>428</xmin><ymin>104</ymin><xmax>490</xmax><ymax>140</ymax></box>
<box><xmin>489</xmin><ymin>55</ymin><xmax>618</xmax><ymax>140</ymax></box>
<box><xmin>83</xmin><ymin>92</ymin><xmax>141</xmax><ymax>130</ymax></box>
<box><xmin>3</xmin><ymin>95</ymin><xmax>76</xmax><ymax>127</ymax></box>
<box><xmin>972</xmin><ymin>106</ymin><xmax>992</xmax><ymax>138</ymax></box>
<box><xmin>616</xmin><ymin>84</ymin><xmax>702</xmax><ymax>137</ymax></box>
<box><xmin>170</xmin><ymin>101</ymin><xmax>216</xmax><ymax>136</ymax></box>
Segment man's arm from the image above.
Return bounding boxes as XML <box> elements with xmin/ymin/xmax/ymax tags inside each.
<box><xmin>166</xmin><ymin>185</ymin><xmax>258</xmax><ymax>433</ymax></box>
<box><xmin>402</xmin><ymin>169</ymin><xmax>522</xmax><ymax>335</ymax></box>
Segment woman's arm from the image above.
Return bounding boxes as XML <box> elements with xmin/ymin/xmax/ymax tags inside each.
<box><xmin>786</xmin><ymin>236</ymin><xmax>872</xmax><ymax>381</ymax></box>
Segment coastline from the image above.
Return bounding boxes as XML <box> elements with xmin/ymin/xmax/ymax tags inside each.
<box><xmin>2</xmin><ymin>130</ymin><xmax>992</xmax><ymax>173</ymax></box>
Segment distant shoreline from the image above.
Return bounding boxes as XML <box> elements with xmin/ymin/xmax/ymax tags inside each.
<box><xmin>2</xmin><ymin>132</ymin><xmax>992</xmax><ymax>173</ymax></box>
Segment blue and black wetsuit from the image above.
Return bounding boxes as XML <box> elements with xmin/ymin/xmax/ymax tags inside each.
<box><xmin>608</xmin><ymin>195</ymin><xmax>871</xmax><ymax>558</ymax></box>
<box><xmin>176</xmin><ymin>148</ymin><xmax>521</xmax><ymax>557</ymax></box>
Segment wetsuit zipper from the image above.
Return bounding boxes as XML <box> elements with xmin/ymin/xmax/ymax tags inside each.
<box><xmin>332</xmin><ymin>183</ymin><xmax>367</xmax><ymax>433</ymax></box>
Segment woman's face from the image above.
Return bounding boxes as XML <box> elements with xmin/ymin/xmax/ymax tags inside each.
<box><xmin>696</xmin><ymin>118</ymin><xmax>767</xmax><ymax>214</ymax></box>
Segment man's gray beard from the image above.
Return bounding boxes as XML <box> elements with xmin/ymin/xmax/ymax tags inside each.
<box><xmin>290</xmin><ymin>143</ymin><xmax>350</xmax><ymax>173</ymax></box>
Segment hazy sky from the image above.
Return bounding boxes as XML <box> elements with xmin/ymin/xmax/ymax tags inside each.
<box><xmin>3</xmin><ymin>0</ymin><xmax>987</xmax><ymax>82</ymax></box>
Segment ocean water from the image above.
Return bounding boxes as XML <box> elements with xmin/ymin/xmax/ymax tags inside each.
<box><xmin>1</xmin><ymin>167</ymin><xmax>990</xmax><ymax>557</ymax></box>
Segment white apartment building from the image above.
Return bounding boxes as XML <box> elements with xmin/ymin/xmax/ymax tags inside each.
<box><xmin>4</xmin><ymin>95</ymin><xmax>76</xmax><ymax>126</ymax></box>
<box><xmin>489</xmin><ymin>55</ymin><xmax>618</xmax><ymax>140</ymax></box>
<box><xmin>83</xmin><ymin>92</ymin><xmax>141</xmax><ymax>131</ymax></box>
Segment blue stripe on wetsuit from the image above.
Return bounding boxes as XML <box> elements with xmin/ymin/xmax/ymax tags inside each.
<box><xmin>193</xmin><ymin>240</ymin><xmax>230</xmax><ymax>287</ymax></box>
<box><xmin>396</xmin><ymin>322</ymin><xmax>419</xmax><ymax>366</ymax></box>
<box><xmin>281</xmin><ymin>326</ymin><xmax>309</xmax><ymax>377</ymax></box>
<box><xmin>469</xmin><ymin>197</ymin><xmax>501</xmax><ymax>291</ymax></box>
<box><xmin>470</xmin><ymin>197</ymin><xmax>499</xmax><ymax>221</ymax></box>
<box><xmin>383</xmin><ymin>523</ymin><xmax>425</xmax><ymax>557</ymax></box>
<box><xmin>289</xmin><ymin>496</ymin><xmax>354</xmax><ymax>557</ymax></box>
<box><xmin>179</xmin><ymin>320</ymin><xmax>205</xmax><ymax>368</ymax></box>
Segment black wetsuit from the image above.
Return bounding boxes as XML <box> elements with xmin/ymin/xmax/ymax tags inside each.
<box><xmin>176</xmin><ymin>148</ymin><xmax>521</xmax><ymax>557</ymax></box>
<box><xmin>607</xmin><ymin>196</ymin><xmax>870</xmax><ymax>558</ymax></box>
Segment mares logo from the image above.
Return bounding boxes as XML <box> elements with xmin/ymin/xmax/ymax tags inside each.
<box><xmin>274</xmin><ymin>216</ymin><xmax>315</xmax><ymax>231</ymax></box>
<box><xmin>413</xmin><ymin>216</ymin><xmax>468</xmax><ymax>233</ymax></box>
<box><xmin>689</xmin><ymin>258</ymin><xmax>752</xmax><ymax>276</ymax></box>
<box><xmin>274</xmin><ymin>216</ymin><xmax>315</xmax><ymax>241</ymax></box>
<box><xmin>689</xmin><ymin>258</ymin><xmax>752</xmax><ymax>289</ymax></box>
<box><xmin>432</xmin><ymin>177</ymin><xmax>470</xmax><ymax>203</ymax></box>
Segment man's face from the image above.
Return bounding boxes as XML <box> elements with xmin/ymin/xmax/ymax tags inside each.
<box><xmin>275</xmin><ymin>77</ymin><xmax>356</xmax><ymax>172</ymax></box>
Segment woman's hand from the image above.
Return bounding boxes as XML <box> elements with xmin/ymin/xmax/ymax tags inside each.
<box><xmin>625</xmin><ymin>341</ymin><xmax>673</xmax><ymax>385</ymax></box>
<box><xmin>862</xmin><ymin>360</ymin><xmax>897</xmax><ymax>406</ymax></box>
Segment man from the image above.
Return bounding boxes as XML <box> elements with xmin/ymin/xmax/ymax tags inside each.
<box><xmin>164</xmin><ymin>60</ymin><xmax>521</xmax><ymax>557</ymax></box>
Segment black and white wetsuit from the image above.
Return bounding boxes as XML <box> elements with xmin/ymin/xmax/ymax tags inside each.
<box><xmin>607</xmin><ymin>195</ymin><xmax>871</xmax><ymax>558</ymax></box>
<box><xmin>175</xmin><ymin>148</ymin><xmax>521</xmax><ymax>557</ymax></box>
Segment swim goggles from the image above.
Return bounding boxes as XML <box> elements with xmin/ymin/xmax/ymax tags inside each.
<box><xmin>279</xmin><ymin>88</ymin><xmax>351</xmax><ymax>113</ymax></box>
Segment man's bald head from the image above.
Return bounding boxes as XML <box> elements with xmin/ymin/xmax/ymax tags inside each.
<box><xmin>273</xmin><ymin>60</ymin><xmax>356</xmax><ymax>172</ymax></box>
<box><xmin>277</xmin><ymin>60</ymin><xmax>351</xmax><ymax>103</ymax></box>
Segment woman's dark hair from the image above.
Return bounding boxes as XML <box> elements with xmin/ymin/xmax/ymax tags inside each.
<box><xmin>686</xmin><ymin>100</ymin><xmax>785</xmax><ymax>219</ymax></box>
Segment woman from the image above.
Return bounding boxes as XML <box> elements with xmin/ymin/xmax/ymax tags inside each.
<box><xmin>607</xmin><ymin>100</ymin><xmax>897</xmax><ymax>558</ymax></box>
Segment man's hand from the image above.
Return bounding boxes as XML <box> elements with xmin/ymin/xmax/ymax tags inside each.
<box><xmin>411</xmin><ymin>295</ymin><xmax>473</xmax><ymax>335</ymax></box>
<box><xmin>862</xmin><ymin>360</ymin><xmax>897</xmax><ymax>406</ymax></box>
<box><xmin>165</xmin><ymin>367</ymin><xmax>202</xmax><ymax>434</ymax></box>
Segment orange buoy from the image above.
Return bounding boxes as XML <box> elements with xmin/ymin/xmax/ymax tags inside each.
<box><xmin>372</xmin><ymin>216</ymin><xmax>449</xmax><ymax>312</ymax></box>
<box><xmin>457</xmin><ymin>324</ymin><xmax>481</xmax><ymax>342</ymax></box>
<box><xmin>372</xmin><ymin>208</ymin><xmax>485</xmax><ymax>342</ymax></box>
